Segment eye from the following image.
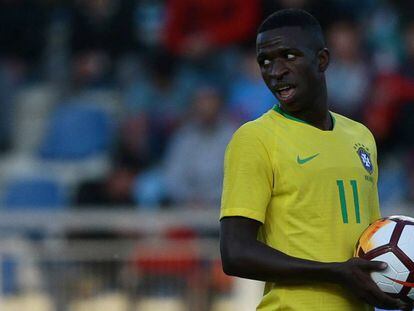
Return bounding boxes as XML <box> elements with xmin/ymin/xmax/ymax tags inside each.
<box><xmin>263</xmin><ymin>59</ymin><xmax>271</xmax><ymax>66</ymax></box>
<box><xmin>286</xmin><ymin>53</ymin><xmax>296</xmax><ymax>60</ymax></box>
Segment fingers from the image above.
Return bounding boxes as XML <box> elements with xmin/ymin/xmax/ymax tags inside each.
<box><xmin>358</xmin><ymin>260</ymin><xmax>411</xmax><ymax>309</ymax></box>
<box><xmin>371</xmin><ymin>291</ymin><xmax>407</xmax><ymax>310</ymax></box>
<box><xmin>357</xmin><ymin>260</ymin><xmax>412</xmax><ymax>309</ymax></box>
<box><xmin>367</xmin><ymin>285</ymin><xmax>408</xmax><ymax>309</ymax></box>
<box><xmin>366</xmin><ymin>286</ymin><xmax>403</xmax><ymax>308</ymax></box>
<box><xmin>360</xmin><ymin>259</ymin><xmax>388</xmax><ymax>271</ymax></box>
<box><xmin>345</xmin><ymin>258</ymin><xmax>410</xmax><ymax>309</ymax></box>
<box><xmin>401</xmin><ymin>301</ymin><xmax>413</xmax><ymax>311</ymax></box>
<box><xmin>354</xmin><ymin>268</ymin><xmax>405</xmax><ymax>309</ymax></box>
<box><xmin>348</xmin><ymin>257</ymin><xmax>387</xmax><ymax>271</ymax></box>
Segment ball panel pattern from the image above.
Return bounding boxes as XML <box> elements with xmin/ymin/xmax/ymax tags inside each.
<box><xmin>355</xmin><ymin>219</ymin><xmax>395</xmax><ymax>256</ymax></box>
<box><xmin>370</xmin><ymin>252</ymin><xmax>409</xmax><ymax>294</ymax></box>
<box><xmin>397</xmin><ymin>225</ymin><xmax>414</xmax><ymax>261</ymax></box>
<box><xmin>368</xmin><ymin>221</ymin><xmax>396</xmax><ymax>249</ymax></box>
<box><xmin>388</xmin><ymin>215</ymin><xmax>414</xmax><ymax>223</ymax></box>
<box><xmin>407</xmin><ymin>287</ymin><xmax>414</xmax><ymax>300</ymax></box>
<box><xmin>356</xmin><ymin>216</ymin><xmax>414</xmax><ymax>301</ymax></box>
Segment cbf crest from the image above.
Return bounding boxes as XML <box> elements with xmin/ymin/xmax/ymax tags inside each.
<box><xmin>354</xmin><ymin>143</ymin><xmax>373</xmax><ymax>174</ymax></box>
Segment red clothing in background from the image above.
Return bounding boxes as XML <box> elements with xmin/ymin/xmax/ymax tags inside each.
<box><xmin>164</xmin><ymin>0</ymin><xmax>260</xmax><ymax>55</ymax></box>
<box><xmin>365</xmin><ymin>73</ymin><xmax>414</xmax><ymax>140</ymax></box>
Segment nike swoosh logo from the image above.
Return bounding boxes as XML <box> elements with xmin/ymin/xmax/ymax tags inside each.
<box><xmin>297</xmin><ymin>153</ymin><xmax>319</xmax><ymax>165</ymax></box>
<box><xmin>385</xmin><ymin>275</ymin><xmax>414</xmax><ymax>288</ymax></box>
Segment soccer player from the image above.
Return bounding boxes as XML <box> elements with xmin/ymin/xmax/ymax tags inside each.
<box><xmin>219</xmin><ymin>9</ymin><xmax>412</xmax><ymax>311</ymax></box>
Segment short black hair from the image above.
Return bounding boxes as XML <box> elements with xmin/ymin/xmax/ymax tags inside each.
<box><xmin>258</xmin><ymin>9</ymin><xmax>326</xmax><ymax>47</ymax></box>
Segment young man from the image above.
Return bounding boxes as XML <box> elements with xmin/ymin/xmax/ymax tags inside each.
<box><xmin>220</xmin><ymin>9</ymin><xmax>411</xmax><ymax>311</ymax></box>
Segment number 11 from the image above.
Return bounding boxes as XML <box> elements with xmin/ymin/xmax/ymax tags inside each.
<box><xmin>336</xmin><ymin>179</ymin><xmax>360</xmax><ymax>224</ymax></box>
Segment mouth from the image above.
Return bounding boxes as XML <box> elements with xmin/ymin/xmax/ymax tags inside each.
<box><xmin>274</xmin><ymin>84</ymin><xmax>297</xmax><ymax>102</ymax></box>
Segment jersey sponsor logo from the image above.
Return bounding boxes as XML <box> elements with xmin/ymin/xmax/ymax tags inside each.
<box><xmin>384</xmin><ymin>275</ymin><xmax>414</xmax><ymax>288</ymax></box>
<box><xmin>297</xmin><ymin>153</ymin><xmax>319</xmax><ymax>165</ymax></box>
<box><xmin>354</xmin><ymin>143</ymin><xmax>373</xmax><ymax>174</ymax></box>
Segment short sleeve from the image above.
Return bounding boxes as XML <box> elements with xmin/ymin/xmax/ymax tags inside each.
<box><xmin>220</xmin><ymin>124</ymin><xmax>273</xmax><ymax>223</ymax></box>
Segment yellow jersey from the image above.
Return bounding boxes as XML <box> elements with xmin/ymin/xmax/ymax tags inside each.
<box><xmin>220</xmin><ymin>106</ymin><xmax>380</xmax><ymax>311</ymax></box>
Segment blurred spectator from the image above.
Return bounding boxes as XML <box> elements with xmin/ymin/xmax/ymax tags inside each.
<box><xmin>0</xmin><ymin>63</ymin><xmax>24</xmax><ymax>153</ymax></box>
<box><xmin>164</xmin><ymin>0</ymin><xmax>260</xmax><ymax>58</ymax></box>
<box><xmin>71</xmin><ymin>51</ymin><xmax>113</xmax><ymax>88</ymax></box>
<box><xmin>163</xmin><ymin>87</ymin><xmax>236</xmax><ymax>207</ymax></box>
<box><xmin>363</xmin><ymin>2</ymin><xmax>402</xmax><ymax>73</ymax></box>
<box><xmin>121</xmin><ymin>52</ymin><xmax>199</xmax><ymax>165</ymax></box>
<box><xmin>402</xmin><ymin>22</ymin><xmax>414</xmax><ymax>78</ymax></box>
<box><xmin>132</xmin><ymin>167</ymin><xmax>166</xmax><ymax>208</ymax></box>
<box><xmin>164</xmin><ymin>0</ymin><xmax>261</xmax><ymax>86</ymax></box>
<box><xmin>75</xmin><ymin>166</ymin><xmax>135</xmax><ymax>206</ymax></box>
<box><xmin>393</xmin><ymin>0</ymin><xmax>414</xmax><ymax>26</ymax></box>
<box><xmin>70</xmin><ymin>0</ymin><xmax>134</xmax><ymax>58</ymax></box>
<box><xmin>0</xmin><ymin>1</ymin><xmax>48</xmax><ymax>152</ymax></box>
<box><xmin>326</xmin><ymin>20</ymin><xmax>371</xmax><ymax>120</ymax></box>
<box><xmin>227</xmin><ymin>49</ymin><xmax>275</xmax><ymax>123</ymax></box>
<box><xmin>133</xmin><ymin>0</ymin><xmax>166</xmax><ymax>53</ymax></box>
<box><xmin>261</xmin><ymin>0</ymin><xmax>341</xmax><ymax>30</ymax></box>
<box><xmin>0</xmin><ymin>0</ymin><xmax>48</xmax><ymax>66</ymax></box>
<box><xmin>44</xmin><ymin>4</ymin><xmax>72</xmax><ymax>86</ymax></box>
<box><xmin>365</xmin><ymin>21</ymin><xmax>414</xmax><ymax>151</ymax></box>
<box><xmin>378</xmin><ymin>157</ymin><xmax>409</xmax><ymax>206</ymax></box>
<box><xmin>0</xmin><ymin>0</ymin><xmax>413</xmax><ymax>210</ymax></box>
<box><xmin>399</xmin><ymin>23</ymin><xmax>414</xmax><ymax>204</ymax></box>
<box><xmin>69</xmin><ymin>0</ymin><xmax>135</xmax><ymax>87</ymax></box>
<box><xmin>365</xmin><ymin>73</ymin><xmax>414</xmax><ymax>150</ymax></box>
<box><xmin>113</xmin><ymin>114</ymin><xmax>153</xmax><ymax>172</ymax></box>
<box><xmin>362</xmin><ymin>18</ymin><xmax>414</xmax><ymax>204</ymax></box>
<box><xmin>123</xmin><ymin>52</ymin><xmax>195</xmax><ymax>120</ymax></box>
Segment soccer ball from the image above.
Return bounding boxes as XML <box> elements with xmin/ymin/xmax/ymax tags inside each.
<box><xmin>355</xmin><ymin>215</ymin><xmax>414</xmax><ymax>301</ymax></box>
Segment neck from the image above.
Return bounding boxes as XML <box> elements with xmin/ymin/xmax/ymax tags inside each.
<box><xmin>280</xmin><ymin>82</ymin><xmax>332</xmax><ymax>130</ymax></box>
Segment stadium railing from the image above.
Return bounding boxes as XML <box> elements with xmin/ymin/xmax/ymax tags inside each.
<box><xmin>0</xmin><ymin>206</ymin><xmax>410</xmax><ymax>311</ymax></box>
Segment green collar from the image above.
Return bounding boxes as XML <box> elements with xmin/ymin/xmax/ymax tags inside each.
<box><xmin>272</xmin><ymin>104</ymin><xmax>336</xmax><ymax>129</ymax></box>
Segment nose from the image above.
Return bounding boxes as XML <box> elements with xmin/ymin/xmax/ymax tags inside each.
<box><xmin>270</xmin><ymin>60</ymin><xmax>289</xmax><ymax>80</ymax></box>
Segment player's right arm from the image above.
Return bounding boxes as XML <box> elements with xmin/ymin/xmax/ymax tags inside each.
<box><xmin>220</xmin><ymin>216</ymin><xmax>409</xmax><ymax>310</ymax></box>
<box><xmin>219</xmin><ymin>124</ymin><xmax>409</xmax><ymax>310</ymax></box>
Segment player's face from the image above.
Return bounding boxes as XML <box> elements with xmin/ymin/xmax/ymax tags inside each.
<box><xmin>256</xmin><ymin>27</ymin><xmax>327</xmax><ymax>113</ymax></box>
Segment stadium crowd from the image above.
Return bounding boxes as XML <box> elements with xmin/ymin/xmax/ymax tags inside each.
<box><xmin>0</xmin><ymin>0</ymin><xmax>413</xmax><ymax>210</ymax></box>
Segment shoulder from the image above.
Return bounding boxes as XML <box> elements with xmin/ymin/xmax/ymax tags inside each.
<box><xmin>332</xmin><ymin>113</ymin><xmax>378</xmax><ymax>160</ymax></box>
<box><xmin>231</xmin><ymin>111</ymin><xmax>276</xmax><ymax>145</ymax></box>
<box><xmin>225</xmin><ymin>114</ymin><xmax>278</xmax><ymax>164</ymax></box>
<box><xmin>333</xmin><ymin>113</ymin><xmax>376</xmax><ymax>143</ymax></box>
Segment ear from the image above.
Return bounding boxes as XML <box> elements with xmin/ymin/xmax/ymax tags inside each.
<box><xmin>317</xmin><ymin>48</ymin><xmax>330</xmax><ymax>72</ymax></box>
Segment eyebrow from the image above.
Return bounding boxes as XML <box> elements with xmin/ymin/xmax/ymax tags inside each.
<box><xmin>257</xmin><ymin>47</ymin><xmax>302</xmax><ymax>60</ymax></box>
<box><xmin>257</xmin><ymin>37</ymin><xmax>283</xmax><ymax>49</ymax></box>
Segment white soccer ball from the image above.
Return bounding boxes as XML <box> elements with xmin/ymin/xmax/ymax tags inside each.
<box><xmin>355</xmin><ymin>215</ymin><xmax>414</xmax><ymax>300</ymax></box>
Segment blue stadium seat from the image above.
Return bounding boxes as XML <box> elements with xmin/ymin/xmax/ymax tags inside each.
<box><xmin>3</xmin><ymin>178</ymin><xmax>66</xmax><ymax>209</ymax></box>
<box><xmin>39</xmin><ymin>102</ymin><xmax>112</xmax><ymax>160</ymax></box>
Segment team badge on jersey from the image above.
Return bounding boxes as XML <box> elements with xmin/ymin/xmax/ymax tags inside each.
<box><xmin>354</xmin><ymin>143</ymin><xmax>373</xmax><ymax>174</ymax></box>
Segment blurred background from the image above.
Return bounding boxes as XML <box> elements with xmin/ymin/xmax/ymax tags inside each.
<box><xmin>0</xmin><ymin>0</ymin><xmax>413</xmax><ymax>310</ymax></box>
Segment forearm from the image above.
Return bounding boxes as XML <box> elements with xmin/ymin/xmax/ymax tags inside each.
<box><xmin>221</xmin><ymin>238</ymin><xmax>341</xmax><ymax>285</ymax></box>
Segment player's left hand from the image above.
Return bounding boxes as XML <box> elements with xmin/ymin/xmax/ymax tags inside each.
<box><xmin>401</xmin><ymin>301</ymin><xmax>413</xmax><ymax>311</ymax></box>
